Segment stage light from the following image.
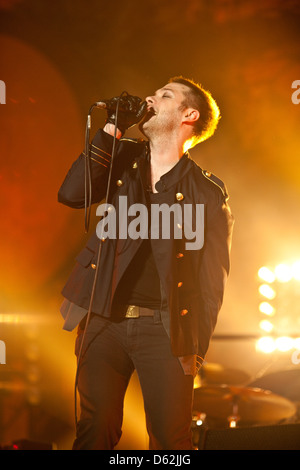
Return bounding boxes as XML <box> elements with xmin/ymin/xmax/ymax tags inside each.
<box><xmin>259</xmin><ymin>302</ymin><xmax>275</xmax><ymax>316</ymax></box>
<box><xmin>292</xmin><ymin>261</ymin><xmax>300</xmax><ymax>281</ymax></box>
<box><xmin>259</xmin><ymin>320</ymin><xmax>274</xmax><ymax>333</ymax></box>
<box><xmin>229</xmin><ymin>418</ymin><xmax>238</xmax><ymax>428</ymax></box>
<box><xmin>294</xmin><ymin>338</ymin><xmax>300</xmax><ymax>350</ymax></box>
<box><xmin>258</xmin><ymin>267</ymin><xmax>275</xmax><ymax>283</ymax></box>
<box><xmin>275</xmin><ymin>336</ymin><xmax>294</xmax><ymax>352</ymax></box>
<box><xmin>258</xmin><ymin>284</ymin><xmax>276</xmax><ymax>299</ymax></box>
<box><xmin>196</xmin><ymin>413</ymin><xmax>206</xmax><ymax>426</ymax></box>
<box><xmin>0</xmin><ymin>313</ymin><xmax>20</xmax><ymax>324</ymax></box>
<box><xmin>257</xmin><ymin>260</ymin><xmax>300</xmax><ymax>357</ymax></box>
<box><xmin>0</xmin><ymin>312</ymin><xmax>55</xmax><ymax>324</ymax></box>
<box><xmin>274</xmin><ymin>264</ymin><xmax>293</xmax><ymax>283</ymax></box>
<box><xmin>256</xmin><ymin>336</ymin><xmax>276</xmax><ymax>354</ymax></box>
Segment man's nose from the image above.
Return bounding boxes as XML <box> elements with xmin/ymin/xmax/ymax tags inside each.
<box><xmin>146</xmin><ymin>95</ymin><xmax>154</xmax><ymax>105</ymax></box>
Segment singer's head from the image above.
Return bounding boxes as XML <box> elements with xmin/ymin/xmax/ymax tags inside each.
<box><xmin>140</xmin><ymin>76</ymin><xmax>220</xmax><ymax>151</ymax></box>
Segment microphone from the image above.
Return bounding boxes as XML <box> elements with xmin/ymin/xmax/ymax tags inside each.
<box><xmin>92</xmin><ymin>96</ymin><xmax>148</xmax><ymax>122</ymax></box>
<box><xmin>94</xmin><ymin>100</ymin><xmax>136</xmax><ymax>112</ymax></box>
<box><xmin>95</xmin><ymin>101</ymin><xmax>109</xmax><ymax>109</ymax></box>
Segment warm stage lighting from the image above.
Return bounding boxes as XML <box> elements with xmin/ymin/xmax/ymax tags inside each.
<box><xmin>0</xmin><ymin>312</ymin><xmax>55</xmax><ymax>325</ymax></box>
<box><xmin>258</xmin><ymin>267</ymin><xmax>275</xmax><ymax>283</ymax></box>
<box><xmin>259</xmin><ymin>320</ymin><xmax>274</xmax><ymax>333</ymax></box>
<box><xmin>274</xmin><ymin>264</ymin><xmax>293</xmax><ymax>283</ymax></box>
<box><xmin>259</xmin><ymin>301</ymin><xmax>275</xmax><ymax>316</ymax></box>
<box><xmin>257</xmin><ymin>260</ymin><xmax>300</xmax><ymax>355</ymax></box>
<box><xmin>275</xmin><ymin>336</ymin><xmax>294</xmax><ymax>352</ymax></box>
<box><xmin>0</xmin><ymin>313</ymin><xmax>21</xmax><ymax>324</ymax></box>
<box><xmin>258</xmin><ymin>284</ymin><xmax>276</xmax><ymax>300</ymax></box>
<box><xmin>256</xmin><ymin>337</ymin><xmax>276</xmax><ymax>354</ymax></box>
<box><xmin>292</xmin><ymin>261</ymin><xmax>300</xmax><ymax>281</ymax></box>
<box><xmin>256</xmin><ymin>336</ymin><xmax>300</xmax><ymax>354</ymax></box>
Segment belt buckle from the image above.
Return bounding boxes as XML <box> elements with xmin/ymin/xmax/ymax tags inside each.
<box><xmin>125</xmin><ymin>305</ymin><xmax>140</xmax><ymax>318</ymax></box>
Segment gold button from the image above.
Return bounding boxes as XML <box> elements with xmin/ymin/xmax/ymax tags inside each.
<box><xmin>178</xmin><ymin>281</ymin><xmax>183</xmax><ymax>288</ymax></box>
<box><xmin>176</xmin><ymin>192</ymin><xmax>184</xmax><ymax>201</ymax></box>
<box><xmin>176</xmin><ymin>252</ymin><xmax>184</xmax><ymax>259</ymax></box>
<box><xmin>91</xmin><ymin>263</ymin><xmax>97</xmax><ymax>269</ymax></box>
<box><xmin>180</xmin><ymin>309</ymin><xmax>188</xmax><ymax>316</ymax></box>
<box><xmin>132</xmin><ymin>161</ymin><xmax>137</xmax><ymax>169</ymax></box>
<box><xmin>205</xmin><ymin>171</ymin><xmax>211</xmax><ymax>177</ymax></box>
<box><xmin>116</xmin><ymin>179</ymin><xmax>123</xmax><ymax>187</ymax></box>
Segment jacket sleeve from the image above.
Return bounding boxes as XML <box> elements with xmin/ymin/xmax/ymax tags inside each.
<box><xmin>198</xmin><ymin>195</ymin><xmax>234</xmax><ymax>352</ymax></box>
<box><xmin>58</xmin><ymin>129</ymin><xmax>116</xmax><ymax>208</ymax></box>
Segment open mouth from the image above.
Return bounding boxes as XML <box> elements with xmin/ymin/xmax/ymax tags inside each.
<box><xmin>139</xmin><ymin>107</ymin><xmax>157</xmax><ymax>128</ymax></box>
<box><xmin>147</xmin><ymin>106</ymin><xmax>157</xmax><ymax>116</ymax></box>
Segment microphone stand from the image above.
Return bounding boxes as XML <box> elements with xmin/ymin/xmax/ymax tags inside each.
<box><xmin>74</xmin><ymin>92</ymin><xmax>127</xmax><ymax>426</ymax></box>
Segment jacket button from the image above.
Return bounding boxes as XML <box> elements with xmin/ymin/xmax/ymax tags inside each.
<box><xmin>176</xmin><ymin>252</ymin><xmax>184</xmax><ymax>259</ymax></box>
<box><xmin>178</xmin><ymin>282</ymin><xmax>183</xmax><ymax>287</ymax></box>
<box><xmin>116</xmin><ymin>179</ymin><xmax>123</xmax><ymax>187</ymax></box>
<box><xmin>132</xmin><ymin>161</ymin><xmax>137</xmax><ymax>169</ymax></box>
<box><xmin>176</xmin><ymin>192</ymin><xmax>184</xmax><ymax>201</ymax></box>
<box><xmin>180</xmin><ymin>309</ymin><xmax>188</xmax><ymax>316</ymax></box>
<box><xmin>91</xmin><ymin>263</ymin><xmax>97</xmax><ymax>269</ymax></box>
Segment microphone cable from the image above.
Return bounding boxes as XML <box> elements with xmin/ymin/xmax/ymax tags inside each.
<box><xmin>74</xmin><ymin>91</ymin><xmax>127</xmax><ymax>427</ymax></box>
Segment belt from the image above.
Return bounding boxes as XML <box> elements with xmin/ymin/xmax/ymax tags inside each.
<box><xmin>125</xmin><ymin>305</ymin><xmax>155</xmax><ymax>318</ymax></box>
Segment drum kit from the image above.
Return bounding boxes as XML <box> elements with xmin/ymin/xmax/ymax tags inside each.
<box><xmin>192</xmin><ymin>363</ymin><xmax>299</xmax><ymax>433</ymax></box>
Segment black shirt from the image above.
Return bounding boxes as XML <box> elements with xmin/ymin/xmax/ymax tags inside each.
<box><xmin>115</xmin><ymin>154</ymin><xmax>190</xmax><ymax>309</ymax></box>
<box><xmin>116</xmin><ymin>238</ymin><xmax>161</xmax><ymax>308</ymax></box>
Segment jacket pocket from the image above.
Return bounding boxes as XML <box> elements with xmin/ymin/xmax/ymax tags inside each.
<box><xmin>75</xmin><ymin>247</ymin><xmax>95</xmax><ymax>267</ymax></box>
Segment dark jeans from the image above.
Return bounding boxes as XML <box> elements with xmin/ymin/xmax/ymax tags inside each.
<box><xmin>73</xmin><ymin>312</ymin><xmax>194</xmax><ymax>450</ymax></box>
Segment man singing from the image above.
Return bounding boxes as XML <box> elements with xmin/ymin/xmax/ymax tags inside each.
<box><xmin>58</xmin><ymin>76</ymin><xmax>234</xmax><ymax>450</ymax></box>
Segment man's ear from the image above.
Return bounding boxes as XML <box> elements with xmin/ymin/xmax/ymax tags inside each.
<box><xmin>183</xmin><ymin>108</ymin><xmax>200</xmax><ymax>124</ymax></box>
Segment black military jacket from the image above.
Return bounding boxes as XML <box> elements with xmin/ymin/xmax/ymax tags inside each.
<box><xmin>58</xmin><ymin>129</ymin><xmax>234</xmax><ymax>362</ymax></box>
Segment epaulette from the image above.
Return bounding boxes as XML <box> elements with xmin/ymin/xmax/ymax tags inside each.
<box><xmin>202</xmin><ymin>169</ymin><xmax>229</xmax><ymax>200</ymax></box>
<box><xmin>119</xmin><ymin>137</ymin><xmax>145</xmax><ymax>144</ymax></box>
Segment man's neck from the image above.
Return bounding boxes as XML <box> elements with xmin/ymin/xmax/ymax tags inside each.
<box><xmin>148</xmin><ymin>138</ymin><xmax>185</xmax><ymax>192</ymax></box>
<box><xmin>149</xmin><ymin>131</ymin><xmax>185</xmax><ymax>158</ymax></box>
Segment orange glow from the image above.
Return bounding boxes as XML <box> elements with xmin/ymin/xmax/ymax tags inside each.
<box><xmin>258</xmin><ymin>284</ymin><xmax>276</xmax><ymax>300</ymax></box>
<box><xmin>275</xmin><ymin>264</ymin><xmax>293</xmax><ymax>283</ymax></box>
<box><xmin>0</xmin><ymin>34</ymin><xmax>83</xmax><ymax>307</ymax></box>
<box><xmin>256</xmin><ymin>337</ymin><xmax>276</xmax><ymax>354</ymax></box>
<box><xmin>1</xmin><ymin>1</ymin><xmax>300</xmax><ymax>450</ymax></box>
<box><xmin>259</xmin><ymin>302</ymin><xmax>275</xmax><ymax>316</ymax></box>
<box><xmin>258</xmin><ymin>267</ymin><xmax>275</xmax><ymax>283</ymax></box>
<box><xmin>259</xmin><ymin>319</ymin><xmax>274</xmax><ymax>333</ymax></box>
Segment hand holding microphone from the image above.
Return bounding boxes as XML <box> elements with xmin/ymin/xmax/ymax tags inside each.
<box><xmin>97</xmin><ymin>92</ymin><xmax>147</xmax><ymax>134</ymax></box>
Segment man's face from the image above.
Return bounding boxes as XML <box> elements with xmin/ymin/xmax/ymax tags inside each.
<box><xmin>139</xmin><ymin>82</ymin><xmax>189</xmax><ymax>137</ymax></box>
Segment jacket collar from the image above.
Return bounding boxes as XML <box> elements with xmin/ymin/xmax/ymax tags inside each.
<box><xmin>137</xmin><ymin>142</ymin><xmax>192</xmax><ymax>193</ymax></box>
<box><xmin>155</xmin><ymin>152</ymin><xmax>192</xmax><ymax>192</ymax></box>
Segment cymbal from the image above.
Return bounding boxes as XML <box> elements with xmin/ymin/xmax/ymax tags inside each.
<box><xmin>200</xmin><ymin>363</ymin><xmax>250</xmax><ymax>385</ymax></box>
<box><xmin>193</xmin><ymin>385</ymin><xmax>296</xmax><ymax>424</ymax></box>
<box><xmin>249</xmin><ymin>368</ymin><xmax>300</xmax><ymax>402</ymax></box>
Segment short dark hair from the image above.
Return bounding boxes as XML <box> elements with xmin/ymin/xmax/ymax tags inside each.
<box><xmin>168</xmin><ymin>76</ymin><xmax>220</xmax><ymax>148</ymax></box>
